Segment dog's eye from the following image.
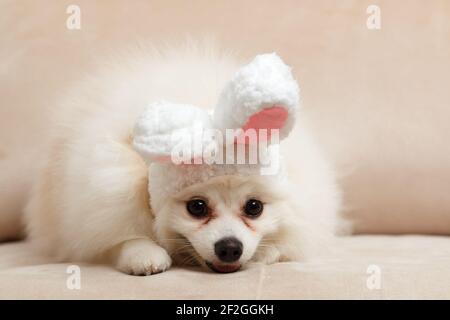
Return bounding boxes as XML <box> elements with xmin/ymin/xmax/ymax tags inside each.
<box><xmin>186</xmin><ymin>199</ymin><xmax>209</xmax><ymax>218</ymax></box>
<box><xmin>243</xmin><ymin>199</ymin><xmax>263</xmax><ymax>218</ymax></box>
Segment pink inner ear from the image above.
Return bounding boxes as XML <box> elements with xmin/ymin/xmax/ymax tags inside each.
<box><xmin>155</xmin><ymin>155</ymin><xmax>202</xmax><ymax>165</ymax></box>
<box><xmin>238</xmin><ymin>106</ymin><xmax>288</xmax><ymax>144</ymax></box>
<box><xmin>155</xmin><ymin>155</ymin><xmax>172</xmax><ymax>163</ymax></box>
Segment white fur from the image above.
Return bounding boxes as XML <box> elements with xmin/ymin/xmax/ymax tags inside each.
<box><xmin>24</xmin><ymin>44</ymin><xmax>341</xmax><ymax>275</ymax></box>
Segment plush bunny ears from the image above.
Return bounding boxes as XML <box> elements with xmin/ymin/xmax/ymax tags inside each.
<box><xmin>133</xmin><ymin>53</ymin><xmax>300</xmax><ymax>164</ymax></box>
<box><xmin>213</xmin><ymin>53</ymin><xmax>299</xmax><ymax>141</ymax></box>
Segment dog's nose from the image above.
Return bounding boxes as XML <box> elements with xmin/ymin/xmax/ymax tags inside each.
<box><xmin>214</xmin><ymin>237</ymin><xmax>243</xmax><ymax>263</ymax></box>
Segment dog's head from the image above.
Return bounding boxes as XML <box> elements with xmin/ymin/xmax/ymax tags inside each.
<box><xmin>133</xmin><ymin>53</ymin><xmax>300</xmax><ymax>272</ymax></box>
<box><xmin>153</xmin><ymin>174</ymin><xmax>290</xmax><ymax>272</ymax></box>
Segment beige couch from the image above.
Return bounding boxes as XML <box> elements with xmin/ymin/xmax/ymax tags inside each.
<box><xmin>1</xmin><ymin>236</ymin><xmax>450</xmax><ymax>299</ymax></box>
<box><xmin>1</xmin><ymin>1</ymin><xmax>449</xmax><ymax>299</ymax></box>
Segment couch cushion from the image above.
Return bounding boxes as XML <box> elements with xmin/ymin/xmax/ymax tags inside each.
<box><xmin>1</xmin><ymin>235</ymin><xmax>449</xmax><ymax>299</ymax></box>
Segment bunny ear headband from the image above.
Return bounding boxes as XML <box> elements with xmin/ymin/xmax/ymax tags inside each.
<box><xmin>133</xmin><ymin>53</ymin><xmax>300</xmax><ymax>210</ymax></box>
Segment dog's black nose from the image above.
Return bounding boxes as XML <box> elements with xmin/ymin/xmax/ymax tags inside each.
<box><xmin>214</xmin><ymin>237</ymin><xmax>243</xmax><ymax>263</ymax></box>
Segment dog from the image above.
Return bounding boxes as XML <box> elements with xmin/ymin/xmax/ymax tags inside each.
<box><xmin>25</xmin><ymin>44</ymin><xmax>342</xmax><ymax>275</ymax></box>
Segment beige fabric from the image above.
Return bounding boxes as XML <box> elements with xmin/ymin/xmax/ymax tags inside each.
<box><xmin>1</xmin><ymin>235</ymin><xmax>449</xmax><ymax>299</ymax></box>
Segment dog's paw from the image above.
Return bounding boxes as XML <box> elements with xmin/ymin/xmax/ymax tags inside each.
<box><xmin>114</xmin><ymin>239</ymin><xmax>172</xmax><ymax>276</ymax></box>
<box><xmin>253</xmin><ymin>245</ymin><xmax>281</xmax><ymax>265</ymax></box>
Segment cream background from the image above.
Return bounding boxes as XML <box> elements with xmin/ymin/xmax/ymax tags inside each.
<box><xmin>1</xmin><ymin>0</ymin><xmax>449</xmax><ymax>238</ymax></box>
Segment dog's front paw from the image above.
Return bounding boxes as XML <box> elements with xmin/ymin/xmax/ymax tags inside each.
<box><xmin>114</xmin><ymin>239</ymin><xmax>172</xmax><ymax>276</ymax></box>
<box><xmin>253</xmin><ymin>245</ymin><xmax>281</xmax><ymax>265</ymax></box>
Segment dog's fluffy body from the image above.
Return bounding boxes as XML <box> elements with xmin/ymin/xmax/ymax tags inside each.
<box><xmin>25</xmin><ymin>45</ymin><xmax>341</xmax><ymax>275</ymax></box>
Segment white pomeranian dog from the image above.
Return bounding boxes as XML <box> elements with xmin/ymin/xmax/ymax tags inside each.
<box><xmin>25</xmin><ymin>43</ymin><xmax>342</xmax><ymax>275</ymax></box>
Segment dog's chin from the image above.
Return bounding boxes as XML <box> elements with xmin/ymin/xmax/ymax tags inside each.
<box><xmin>205</xmin><ymin>261</ymin><xmax>241</xmax><ymax>273</ymax></box>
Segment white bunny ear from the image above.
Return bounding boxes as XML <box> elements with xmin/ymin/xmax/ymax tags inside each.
<box><xmin>133</xmin><ymin>101</ymin><xmax>215</xmax><ymax>164</ymax></box>
<box><xmin>213</xmin><ymin>53</ymin><xmax>300</xmax><ymax>142</ymax></box>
